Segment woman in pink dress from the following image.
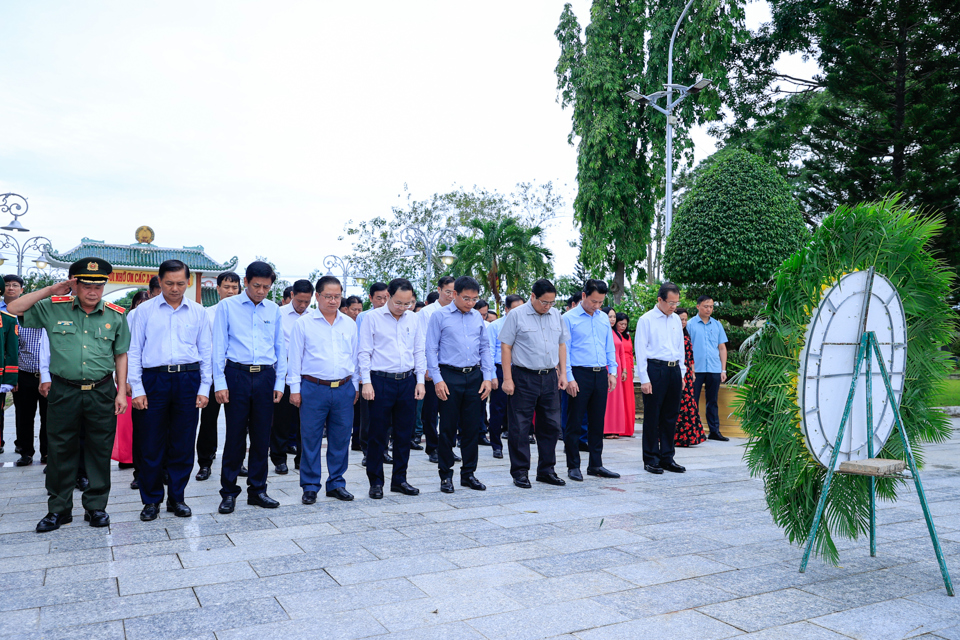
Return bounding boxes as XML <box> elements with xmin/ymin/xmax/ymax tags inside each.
<box><xmin>615</xmin><ymin>312</ymin><xmax>636</xmax><ymax>436</ymax></box>
<box><xmin>113</xmin><ymin>291</ymin><xmax>150</xmax><ymax>478</ymax></box>
<box><xmin>603</xmin><ymin>308</ymin><xmax>630</xmax><ymax>438</ymax></box>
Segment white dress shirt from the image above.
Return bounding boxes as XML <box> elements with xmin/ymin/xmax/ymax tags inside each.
<box><xmin>280</xmin><ymin>303</ymin><xmax>310</xmax><ymax>352</ymax></box>
<box><xmin>287</xmin><ymin>309</ymin><xmax>359</xmax><ymax>393</ymax></box>
<box><xmin>418</xmin><ymin>300</ymin><xmax>442</xmax><ymax>329</ymax></box>
<box><xmin>358</xmin><ymin>304</ymin><xmax>426</xmax><ymax>384</ymax></box>
<box><xmin>634</xmin><ymin>305</ymin><xmax>686</xmax><ymax>384</ymax></box>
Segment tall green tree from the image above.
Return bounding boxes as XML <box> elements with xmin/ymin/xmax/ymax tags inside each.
<box><xmin>555</xmin><ymin>0</ymin><xmax>746</xmax><ymax>301</ymax></box>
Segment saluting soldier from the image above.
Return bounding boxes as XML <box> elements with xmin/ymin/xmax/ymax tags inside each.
<box><xmin>9</xmin><ymin>258</ymin><xmax>130</xmax><ymax>533</ymax></box>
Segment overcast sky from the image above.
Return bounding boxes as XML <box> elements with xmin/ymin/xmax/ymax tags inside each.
<box><xmin>0</xmin><ymin>1</ymin><xmax>810</xmax><ymax>285</ymax></box>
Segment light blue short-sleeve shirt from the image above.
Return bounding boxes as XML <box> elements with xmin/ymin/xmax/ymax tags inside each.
<box><xmin>686</xmin><ymin>315</ymin><xmax>728</xmax><ymax>373</ymax></box>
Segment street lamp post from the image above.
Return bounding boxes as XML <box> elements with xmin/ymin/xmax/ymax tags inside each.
<box><xmin>625</xmin><ymin>0</ymin><xmax>712</xmax><ymax>237</ymax></box>
<box><xmin>0</xmin><ymin>193</ymin><xmax>52</xmax><ymax>277</ymax></box>
<box><xmin>398</xmin><ymin>225</ymin><xmax>457</xmax><ymax>294</ymax></box>
<box><xmin>322</xmin><ymin>254</ymin><xmax>367</xmax><ymax>295</ymax></box>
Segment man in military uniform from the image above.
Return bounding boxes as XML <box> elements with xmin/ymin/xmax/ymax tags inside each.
<box><xmin>9</xmin><ymin>258</ymin><xmax>130</xmax><ymax>533</ymax></box>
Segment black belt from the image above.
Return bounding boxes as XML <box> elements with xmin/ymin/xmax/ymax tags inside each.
<box><xmin>52</xmin><ymin>373</ymin><xmax>113</xmax><ymax>391</ymax></box>
<box><xmin>440</xmin><ymin>364</ymin><xmax>481</xmax><ymax>374</ymax></box>
<box><xmin>145</xmin><ymin>362</ymin><xmax>201</xmax><ymax>374</ymax></box>
<box><xmin>514</xmin><ymin>365</ymin><xmax>555</xmax><ymax>376</ymax></box>
<box><xmin>371</xmin><ymin>369</ymin><xmax>415</xmax><ymax>380</ymax></box>
<box><xmin>572</xmin><ymin>366</ymin><xmax>605</xmax><ymax>372</ymax></box>
<box><xmin>649</xmin><ymin>359</ymin><xmax>679</xmax><ymax>367</ymax></box>
<box><xmin>227</xmin><ymin>360</ymin><xmax>274</xmax><ymax>373</ymax></box>
<box><xmin>303</xmin><ymin>374</ymin><xmax>352</xmax><ymax>388</ymax></box>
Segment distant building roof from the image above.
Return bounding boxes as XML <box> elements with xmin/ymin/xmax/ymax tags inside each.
<box><xmin>201</xmin><ymin>286</ymin><xmax>220</xmax><ymax>307</ymax></box>
<box><xmin>45</xmin><ymin>238</ymin><xmax>238</xmax><ymax>273</ymax></box>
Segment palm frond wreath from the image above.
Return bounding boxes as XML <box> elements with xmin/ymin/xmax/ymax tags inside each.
<box><xmin>734</xmin><ymin>196</ymin><xmax>956</xmax><ymax>565</ymax></box>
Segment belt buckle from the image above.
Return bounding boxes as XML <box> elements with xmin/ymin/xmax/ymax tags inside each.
<box><xmin>330</xmin><ymin>380</ymin><xmax>340</xmax><ymax>389</ymax></box>
<box><xmin>167</xmin><ymin>365</ymin><xmax>178</xmax><ymax>373</ymax></box>
<box><xmin>667</xmin><ymin>361</ymin><xmax>676</xmax><ymax>367</ymax></box>
<box><xmin>592</xmin><ymin>367</ymin><xmax>602</xmax><ymax>372</ymax></box>
<box><xmin>249</xmin><ymin>365</ymin><xmax>261</xmax><ymax>373</ymax></box>
<box><xmin>81</xmin><ymin>384</ymin><xmax>94</xmax><ymax>391</ymax></box>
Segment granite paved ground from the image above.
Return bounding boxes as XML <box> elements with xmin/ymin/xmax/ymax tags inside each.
<box><xmin>1</xmin><ymin>408</ymin><xmax>959</xmax><ymax>640</ymax></box>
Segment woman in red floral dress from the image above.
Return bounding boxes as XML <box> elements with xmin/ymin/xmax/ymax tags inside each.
<box><xmin>674</xmin><ymin>308</ymin><xmax>706</xmax><ymax>447</ymax></box>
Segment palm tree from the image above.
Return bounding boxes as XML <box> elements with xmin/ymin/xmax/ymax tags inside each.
<box><xmin>449</xmin><ymin>217</ymin><xmax>554</xmax><ymax>308</ymax></box>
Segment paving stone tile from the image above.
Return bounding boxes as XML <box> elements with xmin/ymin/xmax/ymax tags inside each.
<box><xmin>616</xmin><ymin>534</ymin><xmax>731</xmax><ymax>560</ymax></box>
<box><xmin>466</xmin><ymin>598</ymin><xmax>627</xmax><ymax>640</ymax></box>
<box><xmin>0</xmin><ymin>569</ymin><xmax>44</xmax><ymax>591</ymax></box>
<box><xmin>250</xmin><ymin>544</ymin><xmax>378</xmax><ymax>577</ymax></box>
<box><xmin>408</xmin><ymin>562</ymin><xmax>544</xmax><ymax>597</ymax></box>
<box><xmin>117</xmin><ymin>561</ymin><xmax>257</xmax><ymax>596</ymax></box>
<box><xmin>111</xmin><ymin>534</ymin><xmax>236</xmax><ymax>560</ymax></box>
<box><xmin>194</xmin><ymin>569</ymin><xmax>338</xmax><ymax>606</ymax></box>
<box><xmin>592</xmin><ymin>579</ymin><xmax>739</xmax><ymax>618</ymax></box>
<box><xmin>506</xmin><ymin>571</ymin><xmax>638</xmax><ymax>607</ymax></box>
<box><xmin>326</xmin><ymin>553</ymin><xmax>458</xmax><ymax>585</ymax></box>
<box><xmin>369</xmin><ymin>590</ymin><xmax>524</xmax><ymax>632</ymax></box>
<box><xmin>355</xmin><ymin>620</ymin><xmax>486</xmax><ymax>640</ymax></box>
<box><xmin>4</xmin><ymin>620</ymin><xmax>126</xmax><ymax>640</ymax></box>
<box><xmin>0</xmin><ymin>607</ymin><xmax>39</xmax><ymax>632</ymax></box>
<box><xmin>810</xmin><ymin>598</ymin><xmax>960</xmax><ymax>639</ymax></box>
<box><xmin>697</xmin><ymin>588</ymin><xmax>844</xmax><ymax>632</ymax></box>
<box><xmin>43</xmin><ymin>553</ymin><xmax>182</xmax><ymax>585</ymax></box>
<box><xmin>0</xmin><ymin>546</ymin><xmax>112</xmax><ymax>575</ymax></box>
<box><xmin>215</xmin><ymin>608</ymin><xmax>386</xmax><ymax>640</ymax></box>
<box><xmin>0</xmin><ymin>577</ymin><xmax>117</xmax><ymax>612</ymax></box>
<box><xmin>0</xmin><ymin>540</ymin><xmax>49</xmax><ymax>559</ymax></box>
<box><xmin>225</xmin><ymin>521</ymin><xmax>339</xmax><ymax>545</ymax></box>
<box><xmin>47</xmin><ymin>526</ymin><xmax>171</xmax><ymax>551</ymax></box>
<box><xmin>931</xmin><ymin>624</ymin><xmax>960</xmax><ymax>640</ymax></box>
<box><xmin>462</xmin><ymin>523</ymin><xmax>568</xmax><ymax>546</ymax></box>
<box><xmin>278</xmin><ymin>578</ymin><xmax>427</xmax><ymax>616</ymax></box>
<box><xmin>360</xmin><ymin>532</ymin><xmax>479</xmax><ymax>560</ymax></box>
<box><xmin>520</xmin><ymin>547</ymin><xmax>638</xmax><ymax>578</ymax></box>
<box><xmin>577</xmin><ymin>609</ymin><xmax>742</xmax><ymax>640</ymax></box>
<box><xmin>607</xmin><ymin>554</ymin><xmax>736</xmax><ymax>586</ymax></box>
<box><xmin>798</xmin><ymin>568</ymin><xmax>933</xmax><ymax>607</ymax></box>
<box><xmin>38</xmin><ymin>587</ymin><xmax>198</xmax><ymax>628</ymax></box>
<box><xmin>163</xmin><ymin>516</ymin><xmax>278</xmax><ymax>540</ymax></box>
<box><xmin>441</xmin><ymin>540</ymin><xmax>553</xmax><ymax>568</ymax></box>
<box><xmin>736</xmin><ymin>621</ymin><xmax>862</xmax><ymax>639</ymax></box>
<box><xmin>122</xmin><ymin>596</ymin><xmax>289</xmax><ymax>640</ymax></box>
<box><xmin>178</xmin><ymin>538</ymin><xmax>302</xmax><ymax>568</ymax></box>
<box><xmin>539</xmin><ymin>528</ymin><xmax>648</xmax><ymax>553</ymax></box>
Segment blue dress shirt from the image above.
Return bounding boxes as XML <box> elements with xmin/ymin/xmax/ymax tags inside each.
<box><xmin>426</xmin><ymin>303</ymin><xmax>494</xmax><ymax>383</ymax></box>
<box><xmin>358</xmin><ymin>304</ymin><xmax>426</xmax><ymax>384</ymax></box>
<box><xmin>686</xmin><ymin>314</ymin><xmax>728</xmax><ymax>373</ymax></box>
<box><xmin>562</xmin><ymin>305</ymin><xmax>618</xmax><ymax>378</ymax></box>
<box><xmin>286</xmin><ymin>309</ymin><xmax>360</xmax><ymax>393</ymax></box>
<box><xmin>487</xmin><ymin>315</ymin><xmax>507</xmax><ymax>365</ymax></box>
<box><xmin>212</xmin><ymin>290</ymin><xmax>286</xmax><ymax>393</ymax></box>
<box><xmin>128</xmin><ymin>295</ymin><xmax>213</xmax><ymax>398</ymax></box>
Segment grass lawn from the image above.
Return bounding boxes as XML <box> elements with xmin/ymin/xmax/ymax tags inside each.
<box><xmin>935</xmin><ymin>378</ymin><xmax>960</xmax><ymax>407</ymax></box>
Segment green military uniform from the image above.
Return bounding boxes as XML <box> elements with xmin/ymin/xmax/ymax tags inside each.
<box><xmin>22</xmin><ymin>259</ymin><xmax>130</xmax><ymax>517</ymax></box>
<box><xmin>0</xmin><ymin>311</ymin><xmax>19</xmax><ymax>385</ymax></box>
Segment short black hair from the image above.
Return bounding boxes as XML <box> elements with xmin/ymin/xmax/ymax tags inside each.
<box><xmin>315</xmin><ymin>276</ymin><xmax>341</xmax><ymax>294</ymax></box>
<box><xmin>426</xmin><ymin>291</ymin><xmax>440</xmax><ymax>304</ymax></box>
<box><xmin>158</xmin><ymin>259</ymin><xmax>190</xmax><ymax>280</ymax></box>
<box><xmin>615</xmin><ymin>312</ymin><xmax>630</xmax><ymax>336</ymax></box>
<box><xmin>505</xmin><ymin>294</ymin><xmax>525</xmax><ymax>309</ymax></box>
<box><xmin>436</xmin><ymin>276</ymin><xmax>455</xmax><ymax>289</ymax></box>
<box><xmin>339</xmin><ymin>297</ymin><xmax>348</xmax><ymax>309</ymax></box>
<box><xmin>246</xmin><ymin>261</ymin><xmax>277</xmax><ymax>283</ymax></box>
<box><xmin>487</xmin><ymin>310</ymin><xmax>498</xmax><ymax>319</ymax></box>
<box><xmin>567</xmin><ymin>292</ymin><xmax>581</xmax><ymax>307</ymax></box>
<box><xmin>454</xmin><ymin>276</ymin><xmax>481</xmax><ymax>294</ymax></box>
<box><xmin>474</xmin><ymin>298</ymin><xmax>489</xmax><ymax>311</ymax></box>
<box><xmin>217</xmin><ymin>271</ymin><xmax>241</xmax><ymax>287</ymax></box>
<box><xmin>292</xmin><ymin>279</ymin><xmax>315</xmax><ymax>295</ymax></box>
<box><xmin>601</xmin><ymin>306</ymin><xmax>613</xmax><ymax>315</ymax></box>
<box><xmin>345</xmin><ymin>295</ymin><xmax>362</xmax><ymax>306</ymax></box>
<box><xmin>282</xmin><ymin>286</ymin><xmax>293</xmax><ymax>300</ymax></box>
<box><xmin>531</xmin><ymin>279</ymin><xmax>557</xmax><ymax>298</ymax></box>
<box><xmin>388</xmin><ymin>278</ymin><xmax>414</xmax><ymax>296</ymax></box>
<box><xmin>696</xmin><ymin>294</ymin><xmax>714</xmax><ymax>305</ymax></box>
<box><xmin>130</xmin><ymin>290</ymin><xmax>151</xmax><ymax>310</ymax></box>
<box><xmin>583</xmin><ymin>279</ymin><xmax>608</xmax><ymax>296</ymax></box>
<box><xmin>414</xmin><ymin>301</ymin><xmax>426</xmax><ymax>310</ymax></box>
<box><xmin>3</xmin><ymin>274</ymin><xmax>24</xmax><ymax>287</ymax></box>
<box><xmin>148</xmin><ymin>276</ymin><xmax>161</xmax><ymax>292</ymax></box>
<box><xmin>369</xmin><ymin>282</ymin><xmax>388</xmax><ymax>296</ymax></box>
<box><xmin>658</xmin><ymin>282</ymin><xmax>680</xmax><ymax>300</ymax></box>
<box><xmin>677</xmin><ymin>307</ymin><xmax>690</xmax><ymax>316</ymax></box>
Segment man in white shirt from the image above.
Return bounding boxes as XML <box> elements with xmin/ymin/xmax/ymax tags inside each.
<box><xmin>288</xmin><ymin>276</ymin><xmax>359</xmax><ymax>503</ymax></box>
<box><xmin>358</xmin><ymin>278</ymin><xmax>426</xmax><ymax>499</ymax></box>
<box><xmin>634</xmin><ymin>282</ymin><xmax>687</xmax><ymax>475</ymax></box>
<box><xmin>271</xmin><ymin>279</ymin><xmax>313</xmax><ymax>474</ymax></box>
<box><xmin>418</xmin><ymin>276</ymin><xmax>456</xmax><ymax>463</ymax></box>
<box><xmin>354</xmin><ymin>282</ymin><xmax>389</xmax><ymax>460</ymax></box>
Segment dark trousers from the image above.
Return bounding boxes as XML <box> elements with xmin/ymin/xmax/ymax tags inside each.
<box><xmin>421</xmin><ymin>379</ymin><xmax>439</xmax><ymax>454</ymax></box>
<box><xmin>300</xmin><ymin>381</ymin><xmax>353</xmax><ymax>492</ymax></box>
<box><xmin>694</xmin><ymin>372</ymin><xmax>722</xmax><ymax>435</ymax></box>
<box><xmin>488</xmin><ymin>364</ymin><xmax>508</xmax><ymax>452</ymax></box>
<box><xmin>351</xmin><ymin>399</ymin><xmax>364</xmax><ymax>450</ymax></box>
<box><xmin>46</xmin><ymin>380</ymin><xmax>116</xmax><ymax>514</ymax></box>
<box><xmin>131</xmin><ymin>406</ymin><xmax>145</xmax><ymax>477</ymax></box>
<box><xmin>138</xmin><ymin>370</ymin><xmax>200</xmax><ymax>504</ymax></box>
<box><xmin>437</xmin><ymin>367</ymin><xmax>483</xmax><ymax>479</ymax></box>
<box><xmin>506</xmin><ymin>366</ymin><xmax>561</xmax><ymax>478</ymax></box>
<box><xmin>641</xmin><ymin>361</ymin><xmax>682</xmax><ymax>466</ymax></box>
<box><xmin>13</xmin><ymin>371</ymin><xmax>47</xmax><ymax>458</ymax></box>
<box><xmin>565</xmin><ymin>367</ymin><xmax>608</xmax><ymax>470</ymax></box>
<box><xmin>220</xmin><ymin>366</ymin><xmax>276</xmax><ymax>499</ymax></box>
<box><xmin>270</xmin><ymin>385</ymin><xmax>299</xmax><ymax>465</ymax></box>
<box><xmin>197</xmin><ymin>383</ymin><xmax>220</xmax><ymax>468</ymax></box>
<box><xmin>367</xmin><ymin>374</ymin><xmax>416</xmax><ymax>487</ymax></box>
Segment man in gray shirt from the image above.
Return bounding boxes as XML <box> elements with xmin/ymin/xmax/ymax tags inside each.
<box><xmin>499</xmin><ymin>279</ymin><xmax>570</xmax><ymax>489</ymax></box>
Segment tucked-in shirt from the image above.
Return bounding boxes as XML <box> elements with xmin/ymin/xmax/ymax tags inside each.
<box><xmin>488</xmin><ymin>315</ymin><xmax>507</xmax><ymax>365</ymax></box>
<box><xmin>358</xmin><ymin>304</ymin><xmax>426</xmax><ymax>384</ymax></box>
<box><xmin>497</xmin><ymin>300</ymin><xmax>569</xmax><ymax>370</ymax></box>
<box><xmin>212</xmin><ymin>290</ymin><xmax>286</xmax><ymax>393</ymax></box>
<box><xmin>39</xmin><ymin>329</ymin><xmax>50</xmax><ymax>383</ymax></box>
<box><xmin>563</xmin><ymin>305</ymin><xmax>618</xmax><ymax>378</ymax></box>
<box><xmin>425</xmin><ymin>303</ymin><xmax>494</xmax><ymax>383</ymax></box>
<box><xmin>280</xmin><ymin>303</ymin><xmax>310</xmax><ymax>352</ymax></box>
<box><xmin>128</xmin><ymin>295</ymin><xmax>213</xmax><ymax>398</ymax></box>
<box><xmin>686</xmin><ymin>314</ymin><xmax>728</xmax><ymax>373</ymax></box>
<box><xmin>286</xmin><ymin>309</ymin><xmax>359</xmax><ymax>393</ymax></box>
<box><xmin>634</xmin><ymin>306</ymin><xmax>686</xmax><ymax>383</ymax></box>
<box><xmin>205</xmin><ymin>303</ymin><xmax>218</xmax><ymax>332</ymax></box>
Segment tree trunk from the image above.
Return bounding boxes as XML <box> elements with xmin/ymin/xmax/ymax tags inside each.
<box><xmin>612</xmin><ymin>259</ymin><xmax>626</xmax><ymax>304</ymax></box>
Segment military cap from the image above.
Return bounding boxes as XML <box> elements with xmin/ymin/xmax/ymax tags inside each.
<box><xmin>69</xmin><ymin>257</ymin><xmax>112</xmax><ymax>284</ymax></box>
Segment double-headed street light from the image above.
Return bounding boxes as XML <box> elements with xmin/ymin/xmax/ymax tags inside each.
<box><xmin>322</xmin><ymin>254</ymin><xmax>367</xmax><ymax>295</ymax></box>
<box><xmin>0</xmin><ymin>193</ymin><xmax>52</xmax><ymax>276</ymax></box>
<box><xmin>625</xmin><ymin>0</ymin><xmax>712</xmax><ymax>237</ymax></box>
<box><xmin>398</xmin><ymin>225</ymin><xmax>457</xmax><ymax>294</ymax></box>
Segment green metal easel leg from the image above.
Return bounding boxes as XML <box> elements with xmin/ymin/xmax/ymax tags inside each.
<box><xmin>800</xmin><ymin>334</ymin><xmax>870</xmax><ymax>573</ymax></box>
<box><xmin>871</xmin><ymin>333</ymin><xmax>955</xmax><ymax>596</ymax></box>
<box><xmin>866</xmin><ymin>342</ymin><xmax>877</xmax><ymax>557</ymax></box>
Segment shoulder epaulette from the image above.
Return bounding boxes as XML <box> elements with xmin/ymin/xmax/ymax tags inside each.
<box><xmin>51</xmin><ymin>296</ymin><xmax>73</xmax><ymax>303</ymax></box>
<box><xmin>104</xmin><ymin>301</ymin><xmax>126</xmax><ymax>314</ymax></box>
<box><xmin>0</xmin><ymin>310</ymin><xmax>15</xmax><ymax>318</ymax></box>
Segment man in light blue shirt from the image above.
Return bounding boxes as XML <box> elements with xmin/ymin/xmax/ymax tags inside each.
<box><xmin>128</xmin><ymin>260</ymin><xmax>212</xmax><ymax>521</ymax></box>
<box><xmin>562</xmin><ymin>279</ymin><xmax>619</xmax><ymax>481</ymax></box>
<box><xmin>426</xmin><ymin>276</ymin><xmax>494</xmax><ymax>494</ymax></box>
<box><xmin>487</xmin><ymin>293</ymin><xmax>525</xmax><ymax>459</ymax></box>
<box><xmin>686</xmin><ymin>295</ymin><xmax>729</xmax><ymax>441</ymax></box>
<box><xmin>212</xmin><ymin>261</ymin><xmax>287</xmax><ymax>514</ymax></box>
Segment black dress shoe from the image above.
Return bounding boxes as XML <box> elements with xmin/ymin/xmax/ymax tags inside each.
<box><xmin>248</xmin><ymin>492</ymin><xmax>280</xmax><ymax>508</ymax></box>
<box><xmin>369</xmin><ymin>485</ymin><xmax>384</xmax><ymax>499</ymax></box>
<box><xmin>140</xmin><ymin>503</ymin><xmax>160</xmax><ymax>521</ymax></box>
<box><xmin>428</xmin><ymin>452</ymin><xmax>439</xmax><ymax>464</ymax></box>
<box><xmin>275</xmin><ymin>462</ymin><xmax>289</xmax><ymax>475</ymax></box>
<box><xmin>513</xmin><ymin>475</ymin><xmax>532</xmax><ymax>489</ymax></box>
<box><xmin>302</xmin><ymin>490</ymin><xmax>318</xmax><ymax>504</ymax></box>
<box><xmin>84</xmin><ymin>509</ymin><xmax>110</xmax><ymax>527</ymax></box>
<box><xmin>479</xmin><ymin>435</ymin><xmax>491</xmax><ymax>446</ymax></box>
<box><xmin>15</xmin><ymin>455</ymin><xmax>32</xmax><ymax>467</ymax></box>
<box><xmin>326</xmin><ymin>487</ymin><xmax>354</xmax><ymax>501</ymax></box>
<box><xmin>218</xmin><ymin>495</ymin><xmax>236</xmax><ymax>513</ymax></box>
<box><xmin>40</xmin><ymin>455</ymin><xmax>47</xmax><ymax>464</ymax></box>
<box><xmin>390</xmin><ymin>482</ymin><xmax>420</xmax><ymax>496</ymax></box>
<box><xmin>440</xmin><ymin>478</ymin><xmax>455</xmax><ymax>494</ymax></box>
<box><xmin>195</xmin><ymin>466</ymin><xmax>211</xmax><ymax>481</ymax></box>
<box><xmin>568</xmin><ymin>468</ymin><xmax>583</xmax><ymax>482</ymax></box>
<box><xmin>644</xmin><ymin>464</ymin><xmax>664</xmax><ymax>475</ymax></box>
<box><xmin>15</xmin><ymin>446</ymin><xmax>21</xmax><ymax>454</ymax></box>
<box><xmin>587</xmin><ymin>466</ymin><xmax>621</xmax><ymax>479</ymax></box>
<box><xmin>409</xmin><ymin>440</ymin><xmax>424</xmax><ymax>451</ymax></box>
<box><xmin>529</xmin><ymin>435</ymin><xmax>537</xmax><ymax>444</ymax></box>
<box><xmin>130</xmin><ymin>478</ymin><xmax>139</xmax><ymax>490</ymax></box>
<box><xmin>662</xmin><ymin>461</ymin><xmax>686</xmax><ymax>473</ymax></box>
<box><xmin>536</xmin><ymin>473</ymin><xmax>566</xmax><ymax>486</ymax></box>
<box><xmin>76</xmin><ymin>477</ymin><xmax>90</xmax><ymax>492</ymax></box>
<box><xmin>351</xmin><ymin>443</ymin><xmax>363</xmax><ymax>452</ymax></box>
<box><xmin>238</xmin><ymin>465</ymin><xmax>248</xmax><ymax>477</ymax></box>
<box><xmin>36</xmin><ymin>512</ymin><xmax>72</xmax><ymax>532</ymax></box>
<box><xmin>286</xmin><ymin>444</ymin><xmax>299</xmax><ymax>455</ymax></box>
<box><xmin>461</xmin><ymin>474</ymin><xmax>486</xmax><ymax>491</ymax></box>
<box><xmin>383</xmin><ymin>452</ymin><xmax>394</xmax><ymax>465</ymax></box>
<box><xmin>167</xmin><ymin>500</ymin><xmax>192</xmax><ymax>517</ymax></box>
<box><xmin>361</xmin><ymin>456</ymin><xmax>367</xmax><ymax>467</ymax></box>
<box><xmin>492</xmin><ymin>449</ymin><xmax>503</xmax><ymax>459</ymax></box>
<box><xmin>294</xmin><ymin>458</ymin><xmax>300</xmax><ymax>470</ymax></box>
<box><xmin>453</xmin><ymin>452</ymin><xmax>462</xmax><ymax>462</ymax></box>
<box><xmin>708</xmin><ymin>432</ymin><xmax>730</xmax><ymax>442</ymax></box>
